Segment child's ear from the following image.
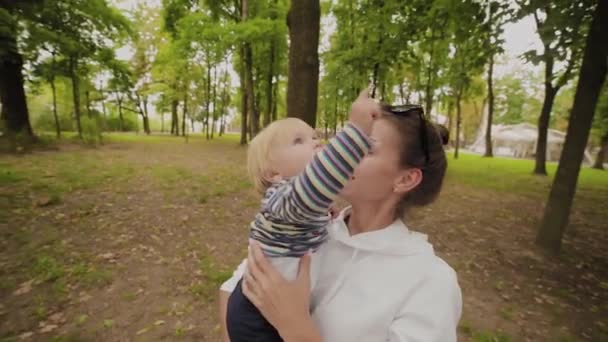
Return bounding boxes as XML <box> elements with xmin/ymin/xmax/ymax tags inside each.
<box><xmin>263</xmin><ymin>171</ymin><xmax>283</xmax><ymax>184</ymax></box>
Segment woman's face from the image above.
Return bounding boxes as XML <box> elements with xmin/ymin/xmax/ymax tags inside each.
<box><xmin>340</xmin><ymin>119</ymin><xmax>411</xmax><ymax>203</ymax></box>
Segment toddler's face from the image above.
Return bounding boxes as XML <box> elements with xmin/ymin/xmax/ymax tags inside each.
<box><xmin>271</xmin><ymin>123</ymin><xmax>322</xmax><ymax>179</ymax></box>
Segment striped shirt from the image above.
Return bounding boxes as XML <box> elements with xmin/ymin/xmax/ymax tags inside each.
<box><xmin>250</xmin><ymin>123</ymin><xmax>371</xmax><ymax>257</ymax></box>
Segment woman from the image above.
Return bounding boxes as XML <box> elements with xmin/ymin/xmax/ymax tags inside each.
<box><xmin>219</xmin><ymin>105</ymin><xmax>461</xmax><ymax>342</ymax></box>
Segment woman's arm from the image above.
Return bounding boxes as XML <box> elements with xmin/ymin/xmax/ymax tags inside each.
<box><xmin>242</xmin><ymin>241</ymin><xmax>323</xmax><ymax>342</ymax></box>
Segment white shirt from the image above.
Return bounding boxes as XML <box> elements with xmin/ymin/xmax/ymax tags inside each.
<box><xmin>221</xmin><ymin>209</ymin><xmax>462</xmax><ymax>342</ymax></box>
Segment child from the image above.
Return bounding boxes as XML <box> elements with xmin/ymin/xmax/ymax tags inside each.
<box><xmin>226</xmin><ymin>89</ymin><xmax>380</xmax><ymax>342</ymax></box>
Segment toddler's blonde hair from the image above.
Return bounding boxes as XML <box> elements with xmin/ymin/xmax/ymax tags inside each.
<box><xmin>247</xmin><ymin>118</ymin><xmax>310</xmax><ymax>194</ymax></box>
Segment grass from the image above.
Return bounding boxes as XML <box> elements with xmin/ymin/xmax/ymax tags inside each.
<box><xmin>190</xmin><ymin>254</ymin><xmax>233</xmax><ymax>300</ymax></box>
<box><xmin>447</xmin><ymin>152</ymin><xmax>608</xmax><ymax>196</ymax></box>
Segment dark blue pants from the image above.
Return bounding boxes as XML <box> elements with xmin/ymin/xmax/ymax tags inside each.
<box><xmin>226</xmin><ymin>278</ymin><xmax>283</xmax><ymax>342</ymax></box>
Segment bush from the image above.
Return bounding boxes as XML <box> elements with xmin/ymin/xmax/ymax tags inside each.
<box><xmin>81</xmin><ymin>116</ymin><xmax>103</xmax><ymax>146</ymax></box>
<box><xmin>103</xmin><ymin>115</ymin><xmax>139</xmax><ymax>132</ymax></box>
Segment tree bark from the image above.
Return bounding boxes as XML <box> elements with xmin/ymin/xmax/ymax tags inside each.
<box><xmin>50</xmin><ymin>77</ymin><xmax>60</xmax><ymax>139</ymax></box>
<box><xmin>454</xmin><ymin>90</ymin><xmax>462</xmax><ymax>159</ymax></box>
<box><xmin>117</xmin><ymin>96</ymin><xmax>124</xmax><ymax>132</ymax></box>
<box><xmin>264</xmin><ymin>0</ymin><xmax>278</xmax><ymax>128</ymax></box>
<box><xmin>205</xmin><ymin>59</ymin><xmax>212</xmax><ymax>140</ymax></box>
<box><xmin>424</xmin><ymin>27</ymin><xmax>436</xmax><ymax>118</ymax></box>
<box><xmin>69</xmin><ymin>57</ymin><xmax>83</xmax><ymax>139</ymax></box>
<box><xmin>161</xmin><ymin>112</ymin><xmax>165</xmax><ymax>133</ymax></box>
<box><xmin>182</xmin><ymin>93</ymin><xmax>187</xmax><ymax>137</ymax></box>
<box><xmin>271</xmin><ymin>75</ymin><xmax>279</xmax><ymax>122</ymax></box>
<box><xmin>484</xmin><ymin>51</ymin><xmax>495</xmax><ymax>157</ymax></box>
<box><xmin>286</xmin><ymin>0</ymin><xmax>320</xmax><ymax>128</ymax></box>
<box><xmin>99</xmin><ymin>81</ymin><xmax>107</xmax><ymax>119</ymax></box>
<box><xmin>239</xmin><ymin>44</ymin><xmax>249</xmax><ymax>145</ymax></box>
<box><xmin>85</xmin><ymin>90</ymin><xmax>92</xmax><ymax>118</ymax></box>
<box><xmin>0</xmin><ymin>29</ymin><xmax>33</xmax><ymax>139</ymax></box>
<box><xmin>536</xmin><ymin>0</ymin><xmax>608</xmax><ymax>254</ymax></box>
<box><xmin>245</xmin><ymin>43</ymin><xmax>257</xmax><ymax>138</ymax></box>
<box><xmin>592</xmin><ymin>132</ymin><xmax>608</xmax><ymax>169</ymax></box>
<box><xmin>171</xmin><ymin>99</ymin><xmax>179</xmax><ymax>135</ymax></box>
<box><xmin>534</xmin><ymin>84</ymin><xmax>557</xmax><ymax>174</ymax></box>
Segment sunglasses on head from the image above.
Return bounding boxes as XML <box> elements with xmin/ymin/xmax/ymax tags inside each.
<box><xmin>386</xmin><ymin>104</ymin><xmax>430</xmax><ymax>165</ymax></box>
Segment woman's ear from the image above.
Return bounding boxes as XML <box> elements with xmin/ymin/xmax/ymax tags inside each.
<box><xmin>393</xmin><ymin>168</ymin><xmax>422</xmax><ymax>194</ymax></box>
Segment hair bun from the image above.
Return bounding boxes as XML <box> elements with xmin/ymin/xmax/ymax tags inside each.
<box><xmin>434</xmin><ymin>124</ymin><xmax>449</xmax><ymax>146</ymax></box>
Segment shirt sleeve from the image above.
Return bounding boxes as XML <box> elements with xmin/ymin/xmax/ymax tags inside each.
<box><xmin>265</xmin><ymin>123</ymin><xmax>371</xmax><ymax>223</ymax></box>
<box><xmin>219</xmin><ymin>258</ymin><xmax>247</xmax><ymax>293</ymax></box>
<box><xmin>387</xmin><ymin>266</ymin><xmax>462</xmax><ymax>342</ymax></box>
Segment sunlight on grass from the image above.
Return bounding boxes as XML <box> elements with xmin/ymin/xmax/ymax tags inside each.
<box><xmin>447</xmin><ymin>152</ymin><xmax>608</xmax><ymax>196</ymax></box>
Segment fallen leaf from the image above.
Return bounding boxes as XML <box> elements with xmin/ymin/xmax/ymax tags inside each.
<box><xmin>18</xmin><ymin>331</ymin><xmax>34</xmax><ymax>340</ymax></box>
<box><xmin>34</xmin><ymin>196</ymin><xmax>52</xmax><ymax>207</ymax></box>
<box><xmin>136</xmin><ymin>327</ymin><xmax>150</xmax><ymax>335</ymax></box>
<box><xmin>39</xmin><ymin>324</ymin><xmax>58</xmax><ymax>333</ymax></box>
<box><xmin>13</xmin><ymin>280</ymin><xmax>34</xmax><ymax>296</ymax></box>
<box><xmin>154</xmin><ymin>320</ymin><xmax>166</xmax><ymax>326</ymax></box>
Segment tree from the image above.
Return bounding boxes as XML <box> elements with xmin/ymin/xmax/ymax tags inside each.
<box><xmin>30</xmin><ymin>53</ymin><xmax>68</xmax><ymax>138</ymax></box>
<box><xmin>518</xmin><ymin>0</ymin><xmax>595</xmax><ymax>175</ymax></box>
<box><xmin>0</xmin><ymin>0</ymin><xmax>38</xmax><ymax>140</ymax></box>
<box><xmin>483</xmin><ymin>0</ymin><xmax>512</xmax><ymax>157</ymax></box>
<box><xmin>535</xmin><ymin>0</ymin><xmax>606</xmax><ymax>254</ymax></box>
<box><xmin>286</xmin><ymin>0</ymin><xmax>320</xmax><ymax>128</ymax></box>
<box><xmin>446</xmin><ymin>0</ymin><xmax>489</xmax><ymax>159</ymax></box>
<box><xmin>592</xmin><ymin>84</ymin><xmax>608</xmax><ymax>169</ymax></box>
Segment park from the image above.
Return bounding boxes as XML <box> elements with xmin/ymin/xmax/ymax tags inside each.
<box><xmin>1</xmin><ymin>0</ymin><xmax>607</xmax><ymax>341</ymax></box>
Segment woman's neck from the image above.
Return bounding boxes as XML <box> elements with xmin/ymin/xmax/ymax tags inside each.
<box><xmin>346</xmin><ymin>200</ymin><xmax>397</xmax><ymax>236</ymax></box>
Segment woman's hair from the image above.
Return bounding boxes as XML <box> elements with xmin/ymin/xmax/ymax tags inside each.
<box><xmin>380</xmin><ymin>111</ymin><xmax>449</xmax><ymax>216</ymax></box>
<box><xmin>247</xmin><ymin>118</ymin><xmax>307</xmax><ymax>194</ymax></box>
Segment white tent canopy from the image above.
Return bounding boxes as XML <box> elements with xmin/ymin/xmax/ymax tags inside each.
<box><xmin>470</xmin><ymin>122</ymin><xmax>593</xmax><ymax>164</ymax></box>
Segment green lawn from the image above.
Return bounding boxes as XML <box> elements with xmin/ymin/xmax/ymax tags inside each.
<box><xmin>446</xmin><ymin>152</ymin><xmax>608</xmax><ymax>197</ymax></box>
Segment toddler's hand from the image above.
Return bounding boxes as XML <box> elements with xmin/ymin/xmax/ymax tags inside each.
<box><xmin>349</xmin><ymin>86</ymin><xmax>381</xmax><ymax>135</ymax></box>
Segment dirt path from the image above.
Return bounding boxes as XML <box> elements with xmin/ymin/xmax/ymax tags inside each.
<box><xmin>1</xmin><ymin>138</ymin><xmax>606</xmax><ymax>341</ymax></box>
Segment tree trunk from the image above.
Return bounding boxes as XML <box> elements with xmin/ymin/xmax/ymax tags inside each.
<box><xmin>371</xmin><ymin>62</ymin><xmax>380</xmax><ymax>98</ymax></box>
<box><xmin>50</xmin><ymin>78</ymin><xmax>60</xmax><ymax>139</ymax></box>
<box><xmin>70</xmin><ymin>58</ymin><xmax>82</xmax><ymax>139</ymax></box>
<box><xmin>142</xmin><ymin>96</ymin><xmax>150</xmax><ymax>135</ymax></box>
<box><xmin>484</xmin><ymin>52</ymin><xmax>495</xmax><ymax>157</ymax></box>
<box><xmin>171</xmin><ymin>99</ymin><xmax>179</xmax><ymax>136</ymax></box>
<box><xmin>264</xmin><ymin>26</ymin><xmax>276</xmax><ymax>127</ymax></box>
<box><xmin>99</xmin><ymin>82</ymin><xmax>107</xmax><ymax>119</ymax></box>
<box><xmin>286</xmin><ymin>0</ymin><xmax>320</xmax><ymax>128</ymax></box>
<box><xmin>0</xmin><ymin>30</ymin><xmax>33</xmax><ymax>139</ymax></box>
<box><xmin>205</xmin><ymin>60</ymin><xmax>212</xmax><ymax>139</ymax></box>
<box><xmin>536</xmin><ymin>0</ymin><xmax>607</xmax><ymax>254</ymax></box>
<box><xmin>592</xmin><ymin>132</ymin><xmax>608</xmax><ymax>169</ymax></box>
<box><xmin>454</xmin><ymin>91</ymin><xmax>462</xmax><ymax>159</ymax></box>
<box><xmin>182</xmin><ymin>94</ymin><xmax>187</xmax><ymax>137</ymax></box>
<box><xmin>85</xmin><ymin>90</ymin><xmax>92</xmax><ymax>118</ymax></box>
<box><xmin>239</xmin><ymin>44</ymin><xmax>249</xmax><ymax>145</ymax></box>
<box><xmin>161</xmin><ymin>113</ymin><xmax>165</xmax><ymax>133</ymax></box>
<box><xmin>117</xmin><ymin>97</ymin><xmax>124</xmax><ymax>132</ymax></box>
<box><xmin>447</xmin><ymin>102</ymin><xmax>454</xmax><ymax>147</ymax></box>
<box><xmin>271</xmin><ymin>75</ymin><xmax>279</xmax><ymax>122</ymax></box>
<box><xmin>534</xmin><ymin>50</ymin><xmax>559</xmax><ymax>175</ymax></box>
<box><xmin>245</xmin><ymin>44</ymin><xmax>257</xmax><ymax>137</ymax></box>
<box><xmin>534</xmin><ymin>85</ymin><xmax>557</xmax><ymax>174</ymax></box>
<box><xmin>211</xmin><ymin>66</ymin><xmax>218</xmax><ymax>139</ymax></box>
<box><xmin>424</xmin><ymin>27</ymin><xmax>436</xmax><ymax>117</ymax></box>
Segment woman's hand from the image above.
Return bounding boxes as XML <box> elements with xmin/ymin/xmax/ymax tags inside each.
<box><xmin>242</xmin><ymin>241</ymin><xmax>322</xmax><ymax>342</ymax></box>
